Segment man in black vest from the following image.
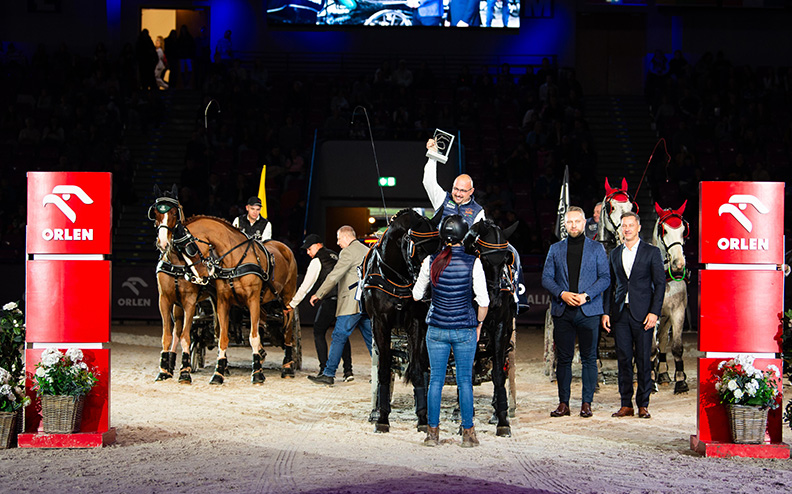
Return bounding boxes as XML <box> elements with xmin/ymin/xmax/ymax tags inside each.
<box><xmin>232</xmin><ymin>196</ymin><xmax>271</xmax><ymax>241</ymax></box>
<box><xmin>289</xmin><ymin>234</ymin><xmax>354</xmax><ymax>381</ymax></box>
<box><xmin>423</xmin><ymin>138</ymin><xmax>528</xmax><ymax>312</ymax></box>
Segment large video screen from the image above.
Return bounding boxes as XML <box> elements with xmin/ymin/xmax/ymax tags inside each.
<box><xmin>266</xmin><ymin>0</ymin><xmax>521</xmax><ymax>28</ymax></box>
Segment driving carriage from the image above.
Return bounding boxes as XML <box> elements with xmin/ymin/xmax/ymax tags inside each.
<box><xmin>149</xmin><ymin>186</ymin><xmax>301</xmax><ymax>384</ymax></box>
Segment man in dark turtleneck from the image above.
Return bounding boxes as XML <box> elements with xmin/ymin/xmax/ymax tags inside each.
<box><xmin>542</xmin><ymin>206</ymin><xmax>610</xmax><ymax>418</ymax></box>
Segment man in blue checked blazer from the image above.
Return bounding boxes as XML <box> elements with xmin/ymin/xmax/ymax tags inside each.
<box><xmin>542</xmin><ymin>206</ymin><xmax>610</xmax><ymax>419</ymax></box>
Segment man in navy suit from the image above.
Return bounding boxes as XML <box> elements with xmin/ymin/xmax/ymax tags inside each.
<box><xmin>602</xmin><ymin>212</ymin><xmax>665</xmax><ymax>419</ymax></box>
<box><xmin>542</xmin><ymin>207</ymin><xmax>610</xmax><ymax>418</ymax></box>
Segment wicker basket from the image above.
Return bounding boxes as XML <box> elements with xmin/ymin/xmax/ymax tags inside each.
<box><xmin>728</xmin><ymin>404</ymin><xmax>768</xmax><ymax>444</ymax></box>
<box><xmin>0</xmin><ymin>410</ymin><xmax>17</xmax><ymax>449</ymax></box>
<box><xmin>41</xmin><ymin>395</ymin><xmax>85</xmax><ymax>434</ymax></box>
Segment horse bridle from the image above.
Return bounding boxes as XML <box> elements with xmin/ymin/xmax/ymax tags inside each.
<box><xmin>470</xmin><ymin>232</ymin><xmax>515</xmax><ymax>293</ymax></box>
<box><xmin>402</xmin><ymin>228</ymin><xmax>440</xmax><ymax>280</ymax></box>
<box><xmin>602</xmin><ymin>189</ymin><xmax>638</xmax><ymax>244</ymax></box>
<box><xmin>656</xmin><ymin>211</ymin><xmax>690</xmax><ymax>281</ymax></box>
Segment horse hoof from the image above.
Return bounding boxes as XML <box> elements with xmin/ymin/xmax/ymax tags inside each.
<box><xmin>281</xmin><ymin>362</ymin><xmax>295</xmax><ymax>378</ymax></box>
<box><xmin>496</xmin><ymin>426</ymin><xmax>512</xmax><ymax>437</ymax></box>
<box><xmin>155</xmin><ymin>372</ymin><xmax>172</xmax><ymax>382</ymax></box>
<box><xmin>657</xmin><ymin>372</ymin><xmax>672</xmax><ymax>384</ymax></box>
<box><xmin>209</xmin><ymin>374</ymin><xmax>225</xmax><ymax>385</ymax></box>
<box><xmin>252</xmin><ymin>372</ymin><xmax>266</xmax><ymax>385</ymax></box>
<box><xmin>417</xmin><ymin>424</ymin><xmax>428</xmax><ymax>433</ymax></box>
<box><xmin>508</xmin><ymin>407</ymin><xmax>516</xmax><ymax>418</ymax></box>
<box><xmin>178</xmin><ymin>372</ymin><xmax>192</xmax><ymax>384</ymax></box>
<box><xmin>368</xmin><ymin>410</ymin><xmax>379</xmax><ymax>423</ymax></box>
<box><xmin>374</xmin><ymin>423</ymin><xmax>390</xmax><ymax>434</ymax></box>
<box><xmin>674</xmin><ymin>380</ymin><xmax>689</xmax><ymax>394</ymax></box>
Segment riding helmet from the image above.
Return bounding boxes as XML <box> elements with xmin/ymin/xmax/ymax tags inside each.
<box><xmin>440</xmin><ymin>215</ymin><xmax>468</xmax><ymax>244</ymax></box>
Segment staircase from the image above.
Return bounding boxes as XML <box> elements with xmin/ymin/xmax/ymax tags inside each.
<box><xmin>114</xmin><ymin>90</ymin><xmax>202</xmax><ymax>265</ymax></box>
<box><xmin>586</xmin><ymin>95</ymin><xmax>659</xmax><ymax>218</ymax></box>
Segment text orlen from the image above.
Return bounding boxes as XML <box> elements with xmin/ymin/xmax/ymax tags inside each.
<box><xmin>117</xmin><ymin>298</ymin><xmax>151</xmax><ymax>307</ymax></box>
<box><xmin>717</xmin><ymin>237</ymin><xmax>769</xmax><ymax>251</ymax></box>
<box><xmin>41</xmin><ymin>228</ymin><xmax>94</xmax><ymax>241</ymax></box>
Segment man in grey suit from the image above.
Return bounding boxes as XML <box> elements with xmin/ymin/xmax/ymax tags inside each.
<box><xmin>602</xmin><ymin>212</ymin><xmax>665</xmax><ymax>419</ymax></box>
<box><xmin>542</xmin><ymin>207</ymin><xmax>610</xmax><ymax>418</ymax></box>
<box><xmin>308</xmin><ymin>225</ymin><xmax>373</xmax><ymax>385</ymax></box>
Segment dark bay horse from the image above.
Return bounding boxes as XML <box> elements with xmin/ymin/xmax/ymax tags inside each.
<box><xmin>362</xmin><ymin>208</ymin><xmax>441</xmax><ymax>433</ymax></box>
<box><xmin>464</xmin><ymin>219</ymin><xmax>518</xmax><ymax>437</ymax></box>
<box><xmin>652</xmin><ymin>200</ymin><xmax>690</xmax><ymax>394</ymax></box>
<box><xmin>152</xmin><ymin>206</ymin><xmax>297</xmax><ymax>384</ymax></box>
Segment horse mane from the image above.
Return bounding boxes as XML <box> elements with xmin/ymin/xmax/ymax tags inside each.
<box><xmin>391</xmin><ymin>208</ymin><xmax>418</xmax><ymax>221</ymax></box>
<box><xmin>184</xmin><ymin>215</ymin><xmax>235</xmax><ymax>228</ymax></box>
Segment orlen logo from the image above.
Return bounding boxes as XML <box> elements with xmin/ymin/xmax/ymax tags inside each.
<box><xmin>41</xmin><ymin>185</ymin><xmax>95</xmax><ymax>241</ymax></box>
<box><xmin>118</xmin><ymin>277</ymin><xmax>151</xmax><ymax>307</ymax></box>
<box><xmin>716</xmin><ymin>194</ymin><xmax>769</xmax><ymax>251</ymax></box>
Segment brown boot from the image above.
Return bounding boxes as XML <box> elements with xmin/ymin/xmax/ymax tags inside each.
<box><xmin>423</xmin><ymin>426</ymin><xmax>439</xmax><ymax>446</ymax></box>
<box><xmin>461</xmin><ymin>426</ymin><xmax>480</xmax><ymax>448</ymax></box>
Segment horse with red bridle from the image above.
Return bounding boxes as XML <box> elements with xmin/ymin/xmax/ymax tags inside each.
<box><xmin>652</xmin><ymin>200</ymin><xmax>691</xmax><ymax>394</ymax></box>
<box><xmin>150</xmin><ymin>191</ymin><xmax>297</xmax><ymax>384</ymax></box>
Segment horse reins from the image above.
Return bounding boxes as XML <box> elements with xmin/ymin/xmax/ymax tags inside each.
<box><xmin>656</xmin><ymin>211</ymin><xmax>690</xmax><ymax>282</ymax></box>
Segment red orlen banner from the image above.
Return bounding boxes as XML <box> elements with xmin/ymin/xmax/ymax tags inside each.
<box><xmin>26</xmin><ymin>260</ymin><xmax>111</xmax><ymax>343</ymax></box>
<box><xmin>698</xmin><ymin>269</ymin><xmax>783</xmax><ymax>353</ymax></box>
<box><xmin>698</xmin><ymin>181</ymin><xmax>784</xmax><ymax>264</ymax></box>
<box><xmin>27</xmin><ymin>172</ymin><xmax>112</xmax><ymax>255</ymax></box>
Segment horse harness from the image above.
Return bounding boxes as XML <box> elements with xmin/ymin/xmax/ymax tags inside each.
<box><xmin>156</xmin><ymin>255</ymin><xmax>215</xmax><ymax>307</ymax></box>
<box><xmin>361</xmin><ymin>227</ymin><xmax>439</xmax><ymax>304</ymax></box>
<box><xmin>656</xmin><ymin>210</ymin><xmax>691</xmax><ymax>283</ymax></box>
<box><xmin>471</xmin><ymin>235</ymin><xmax>517</xmax><ymax>295</ymax></box>
<box><xmin>150</xmin><ymin>197</ymin><xmax>284</xmax><ymax>304</ymax></box>
<box><xmin>601</xmin><ymin>188</ymin><xmax>638</xmax><ymax>247</ymax></box>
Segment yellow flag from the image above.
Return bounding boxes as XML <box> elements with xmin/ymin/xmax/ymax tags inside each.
<box><xmin>257</xmin><ymin>165</ymin><xmax>267</xmax><ymax>218</ymax></box>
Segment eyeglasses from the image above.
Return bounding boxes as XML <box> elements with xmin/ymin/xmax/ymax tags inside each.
<box><xmin>452</xmin><ymin>187</ymin><xmax>472</xmax><ymax>193</ymax></box>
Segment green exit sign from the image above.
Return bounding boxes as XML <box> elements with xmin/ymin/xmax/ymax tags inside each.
<box><xmin>378</xmin><ymin>177</ymin><xmax>396</xmax><ymax>187</ymax></box>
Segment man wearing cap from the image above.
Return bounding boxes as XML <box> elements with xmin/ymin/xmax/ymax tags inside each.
<box><xmin>308</xmin><ymin>225</ymin><xmax>373</xmax><ymax>386</ymax></box>
<box><xmin>289</xmin><ymin>234</ymin><xmax>354</xmax><ymax>381</ymax></box>
<box><xmin>232</xmin><ymin>196</ymin><xmax>272</xmax><ymax>241</ymax></box>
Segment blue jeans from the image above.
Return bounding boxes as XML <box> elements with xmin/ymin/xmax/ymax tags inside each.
<box><xmin>426</xmin><ymin>325</ymin><xmax>477</xmax><ymax>429</ymax></box>
<box><xmin>553</xmin><ymin>307</ymin><xmax>599</xmax><ymax>405</ymax></box>
<box><xmin>322</xmin><ymin>313</ymin><xmax>372</xmax><ymax>378</ymax></box>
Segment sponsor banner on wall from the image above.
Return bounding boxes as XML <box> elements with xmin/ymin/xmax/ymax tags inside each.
<box><xmin>27</xmin><ymin>172</ymin><xmax>112</xmax><ymax>255</ymax></box>
<box><xmin>112</xmin><ymin>265</ymin><xmax>159</xmax><ymax>320</ymax></box>
<box><xmin>699</xmin><ymin>181</ymin><xmax>784</xmax><ymax>264</ymax></box>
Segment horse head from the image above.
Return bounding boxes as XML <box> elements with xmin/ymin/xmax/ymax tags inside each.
<box><xmin>599</xmin><ymin>177</ymin><xmax>637</xmax><ymax>247</ymax></box>
<box><xmin>149</xmin><ymin>185</ymin><xmax>211</xmax><ymax>284</ymax></box>
<box><xmin>653</xmin><ymin>200</ymin><xmax>689</xmax><ymax>279</ymax></box>
<box><xmin>464</xmin><ymin>220</ymin><xmax>515</xmax><ymax>301</ymax></box>
<box><xmin>382</xmin><ymin>209</ymin><xmax>440</xmax><ymax>281</ymax></box>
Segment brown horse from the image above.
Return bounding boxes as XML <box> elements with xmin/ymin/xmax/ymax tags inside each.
<box><xmin>154</xmin><ymin>243</ymin><xmax>214</xmax><ymax>384</ymax></box>
<box><xmin>152</xmin><ymin>205</ymin><xmax>297</xmax><ymax>384</ymax></box>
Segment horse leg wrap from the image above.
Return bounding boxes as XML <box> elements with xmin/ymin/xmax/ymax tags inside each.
<box><xmin>673</xmin><ymin>361</ymin><xmax>689</xmax><ymax>394</ymax></box>
<box><xmin>178</xmin><ymin>352</ymin><xmax>192</xmax><ymax>384</ymax></box>
<box><xmin>281</xmin><ymin>346</ymin><xmax>295</xmax><ymax>378</ymax></box>
<box><xmin>169</xmin><ymin>352</ymin><xmax>177</xmax><ymax>373</ymax></box>
<box><xmin>495</xmin><ymin>410</ymin><xmax>511</xmax><ymax>437</ymax></box>
<box><xmin>155</xmin><ymin>351</ymin><xmax>174</xmax><ymax>381</ymax></box>
<box><xmin>251</xmin><ymin>352</ymin><xmax>266</xmax><ymax>384</ymax></box>
<box><xmin>210</xmin><ymin>357</ymin><xmax>228</xmax><ymax>385</ymax></box>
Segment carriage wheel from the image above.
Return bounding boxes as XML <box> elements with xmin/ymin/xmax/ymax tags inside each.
<box><xmin>190</xmin><ymin>298</ymin><xmax>217</xmax><ymax>371</ymax></box>
<box><xmin>364</xmin><ymin>9</ymin><xmax>412</xmax><ymax>26</ymax></box>
<box><xmin>291</xmin><ymin>306</ymin><xmax>302</xmax><ymax>371</ymax></box>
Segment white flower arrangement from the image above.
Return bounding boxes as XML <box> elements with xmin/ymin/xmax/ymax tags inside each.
<box><xmin>715</xmin><ymin>355</ymin><xmax>781</xmax><ymax>410</ymax></box>
<box><xmin>0</xmin><ymin>366</ymin><xmax>30</xmax><ymax>412</ymax></box>
<box><xmin>32</xmin><ymin>347</ymin><xmax>98</xmax><ymax>397</ymax></box>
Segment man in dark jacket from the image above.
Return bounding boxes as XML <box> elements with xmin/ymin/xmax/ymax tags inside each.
<box><xmin>602</xmin><ymin>212</ymin><xmax>665</xmax><ymax>419</ymax></box>
<box><xmin>289</xmin><ymin>234</ymin><xmax>353</xmax><ymax>380</ymax></box>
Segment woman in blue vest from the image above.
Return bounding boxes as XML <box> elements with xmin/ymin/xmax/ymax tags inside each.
<box><xmin>412</xmin><ymin>215</ymin><xmax>489</xmax><ymax>447</ymax></box>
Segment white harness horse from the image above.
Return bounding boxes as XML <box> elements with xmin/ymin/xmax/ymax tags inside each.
<box><xmin>651</xmin><ymin>201</ymin><xmax>690</xmax><ymax>394</ymax></box>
